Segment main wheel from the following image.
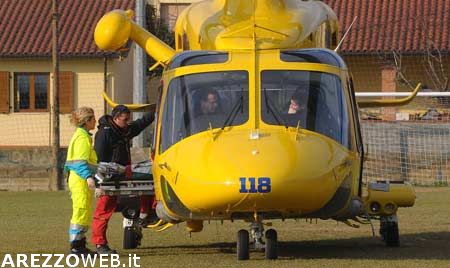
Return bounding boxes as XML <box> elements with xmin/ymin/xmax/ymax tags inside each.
<box><xmin>237</xmin><ymin>229</ymin><xmax>250</xmax><ymax>260</ymax></box>
<box><xmin>383</xmin><ymin>222</ymin><xmax>400</xmax><ymax>247</ymax></box>
<box><xmin>265</xmin><ymin>229</ymin><xmax>278</xmax><ymax>260</ymax></box>
<box><xmin>123</xmin><ymin>227</ymin><xmax>139</xmax><ymax>249</ymax></box>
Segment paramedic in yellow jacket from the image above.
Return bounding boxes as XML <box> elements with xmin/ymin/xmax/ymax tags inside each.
<box><xmin>65</xmin><ymin>107</ymin><xmax>98</xmax><ymax>255</ymax></box>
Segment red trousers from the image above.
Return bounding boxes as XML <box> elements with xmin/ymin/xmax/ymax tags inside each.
<box><xmin>91</xmin><ymin>195</ymin><xmax>154</xmax><ymax>246</ymax></box>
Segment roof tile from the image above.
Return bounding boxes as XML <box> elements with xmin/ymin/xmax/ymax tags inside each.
<box><xmin>1</xmin><ymin>0</ymin><xmax>448</xmax><ymax>56</ymax></box>
<box><xmin>324</xmin><ymin>0</ymin><xmax>450</xmax><ymax>53</ymax></box>
<box><xmin>0</xmin><ymin>0</ymin><xmax>134</xmax><ymax>57</ymax></box>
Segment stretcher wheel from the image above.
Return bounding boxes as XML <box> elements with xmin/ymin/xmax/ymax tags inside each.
<box><xmin>381</xmin><ymin>221</ymin><xmax>400</xmax><ymax>247</ymax></box>
<box><xmin>123</xmin><ymin>227</ymin><xmax>139</xmax><ymax>249</ymax></box>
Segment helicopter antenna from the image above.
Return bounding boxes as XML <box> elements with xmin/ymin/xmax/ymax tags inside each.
<box><xmin>335</xmin><ymin>16</ymin><xmax>358</xmax><ymax>52</ymax></box>
<box><xmin>253</xmin><ymin>0</ymin><xmax>257</xmax><ymax>49</ymax></box>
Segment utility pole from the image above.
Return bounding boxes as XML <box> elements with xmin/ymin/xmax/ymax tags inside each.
<box><xmin>104</xmin><ymin>57</ymin><xmax>108</xmax><ymax>114</ymax></box>
<box><xmin>50</xmin><ymin>0</ymin><xmax>61</xmax><ymax>190</ymax></box>
<box><xmin>133</xmin><ymin>0</ymin><xmax>147</xmax><ymax>148</ymax></box>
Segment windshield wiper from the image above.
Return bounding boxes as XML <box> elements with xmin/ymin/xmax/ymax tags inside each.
<box><xmin>221</xmin><ymin>94</ymin><xmax>244</xmax><ymax>130</ymax></box>
<box><xmin>263</xmin><ymin>87</ymin><xmax>288</xmax><ymax>128</ymax></box>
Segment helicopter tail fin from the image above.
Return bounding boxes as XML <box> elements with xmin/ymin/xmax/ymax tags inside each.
<box><xmin>101</xmin><ymin>91</ymin><xmax>156</xmax><ymax>112</ymax></box>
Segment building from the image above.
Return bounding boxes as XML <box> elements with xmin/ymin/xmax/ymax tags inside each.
<box><xmin>0</xmin><ymin>0</ymin><xmax>135</xmax><ymax>190</ymax></box>
<box><xmin>325</xmin><ymin>0</ymin><xmax>450</xmax><ymax>91</ymax></box>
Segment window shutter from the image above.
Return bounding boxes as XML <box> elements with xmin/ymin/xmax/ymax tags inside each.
<box><xmin>59</xmin><ymin>71</ymin><xmax>74</xmax><ymax>114</ymax></box>
<box><xmin>0</xmin><ymin>72</ymin><xmax>10</xmax><ymax>113</ymax></box>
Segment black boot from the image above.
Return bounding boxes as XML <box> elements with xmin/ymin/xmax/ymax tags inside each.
<box><xmin>70</xmin><ymin>238</ymin><xmax>96</xmax><ymax>256</ymax></box>
<box><xmin>96</xmin><ymin>244</ymin><xmax>118</xmax><ymax>255</ymax></box>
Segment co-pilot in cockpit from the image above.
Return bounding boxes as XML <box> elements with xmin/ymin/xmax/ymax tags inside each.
<box><xmin>287</xmin><ymin>91</ymin><xmax>307</xmax><ymax>115</ymax></box>
<box><xmin>261</xmin><ymin>70</ymin><xmax>350</xmax><ymax>149</ymax></box>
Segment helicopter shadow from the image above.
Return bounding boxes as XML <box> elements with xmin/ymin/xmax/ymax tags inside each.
<box><xmin>135</xmin><ymin>231</ymin><xmax>450</xmax><ymax>260</ymax></box>
<box><xmin>278</xmin><ymin>231</ymin><xmax>450</xmax><ymax>260</ymax></box>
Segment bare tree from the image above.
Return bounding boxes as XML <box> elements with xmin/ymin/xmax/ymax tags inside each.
<box><xmin>391</xmin><ymin>50</ymin><xmax>416</xmax><ymax>89</ymax></box>
<box><xmin>423</xmin><ymin>39</ymin><xmax>449</xmax><ymax>92</ymax></box>
<box><xmin>379</xmin><ymin>19</ymin><xmax>449</xmax><ymax>92</ymax></box>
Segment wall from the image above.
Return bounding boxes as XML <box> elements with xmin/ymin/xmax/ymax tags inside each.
<box><xmin>0</xmin><ymin>57</ymin><xmax>134</xmax><ymax>147</ymax></box>
<box><xmin>0</xmin><ymin>147</ymin><xmax>149</xmax><ymax>191</ymax></box>
<box><xmin>344</xmin><ymin>55</ymin><xmax>450</xmax><ymax>92</ymax></box>
<box><xmin>147</xmin><ymin>0</ymin><xmax>201</xmax><ymax>30</ymax></box>
<box><xmin>0</xmin><ymin>56</ymin><xmax>135</xmax><ymax>190</ymax></box>
<box><xmin>111</xmin><ymin>48</ymin><xmax>135</xmax><ymax>112</ymax></box>
<box><xmin>0</xmin><ymin>147</ymin><xmax>67</xmax><ymax>191</ymax></box>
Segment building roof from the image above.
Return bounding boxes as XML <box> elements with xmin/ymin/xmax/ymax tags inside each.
<box><xmin>324</xmin><ymin>0</ymin><xmax>450</xmax><ymax>54</ymax></box>
<box><xmin>0</xmin><ymin>0</ymin><xmax>135</xmax><ymax>58</ymax></box>
<box><xmin>1</xmin><ymin>0</ymin><xmax>448</xmax><ymax>56</ymax></box>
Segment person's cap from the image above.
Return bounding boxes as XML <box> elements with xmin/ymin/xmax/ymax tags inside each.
<box><xmin>111</xmin><ymin>105</ymin><xmax>131</xmax><ymax>118</ymax></box>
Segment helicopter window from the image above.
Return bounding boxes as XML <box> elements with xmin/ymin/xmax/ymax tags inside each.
<box><xmin>280</xmin><ymin>49</ymin><xmax>346</xmax><ymax>69</ymax></box>
<box><xmin>160</xmin><ymin>71</ymin><xmax>249</xmax><ymax>153</ymax></box>
<box><xmin>167</xmin><ymin>51</ymin><xmax>229</xmax><ymax>69</ymax></box>
<box><xmin>261</xmin><ymin>70</ymin><xmax>350</xmax><ymax>148</ymax></box>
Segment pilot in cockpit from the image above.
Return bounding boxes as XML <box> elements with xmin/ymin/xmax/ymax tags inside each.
<box><xmin>194</xmin><ymin>89</ymin><xmax>221</xmax><ymax>116</ymax></box>
<box><xmin>191</xmin><ymin>88</ymin><xmax>224</xmax><ymax>131</ymax></box>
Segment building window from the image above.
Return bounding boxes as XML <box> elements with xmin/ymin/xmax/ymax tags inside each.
<box><xmin>14</xmin><ymin>73</ymin><xmax>49</xmax><ymax>112</ymax></box>
<box><xmin>160</xmin><ymin>3</ymin><xmax>190</xmax><ymax>30</ymax></box>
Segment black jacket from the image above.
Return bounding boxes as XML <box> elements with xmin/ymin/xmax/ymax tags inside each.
<box><xmin>94</xmin><ymin>113</ymin><xmax>154</xmax><ymax>166</ymax></box>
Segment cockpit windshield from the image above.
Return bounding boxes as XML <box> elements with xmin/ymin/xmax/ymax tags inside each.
<box><xmin>160</xmin><ymin>71</ymin><xmax>249</xmax><ymax>153</ymax></box>
<box><xmin>261</xmin><ymin>70</ymin><xmax>350</xmax><ymax>148</ymax></box>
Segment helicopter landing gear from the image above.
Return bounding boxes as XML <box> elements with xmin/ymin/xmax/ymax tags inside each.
<box><xmin>236</xmin><ymin>222</ymin><xmax>278</xmax><ymax>260</ymax></box>
<box><xmin>250</xmin><ymin>222</ymin><xmax>265</xmax><ymax>251</ymax></box>
<box><xmin>237</xmin><ymin>230</ymin><xmax>250</xmax><ymax>260</ymax></box>
<box><xmin>380</xmin><ymin>215</ymin><xmax>400</xmax><ymax>247</ymax></box>
<box><xmin>265</xmin><ymin>229</ymin><xmax>278</xmax><ymax>259</ymax></box>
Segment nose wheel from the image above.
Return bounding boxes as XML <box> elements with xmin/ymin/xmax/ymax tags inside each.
<box><xmin>265</xmin><ymin>229</ymin><xmax>278</xmax><ymax>259</ymax></box>
<box><xmin>236</xmin><ymin>222</ymin><xmax>278</xmax><ymax>260</ymax></box>
<box><xmin>237</xmin><ymin>230</ymin><xmax>250</xmax><ymax>260</ymax></box>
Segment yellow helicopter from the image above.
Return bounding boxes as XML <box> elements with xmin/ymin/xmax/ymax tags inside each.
<box><xmin>94</xmin><ymin>0</ymin><xmax>419</xmax><ymax>260</ymax></box>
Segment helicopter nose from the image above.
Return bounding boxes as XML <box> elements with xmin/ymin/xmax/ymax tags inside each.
<box><xmin>167</xmin><ymin>129</ymin><xmax>351</xmax><ymax>216</ymax></box>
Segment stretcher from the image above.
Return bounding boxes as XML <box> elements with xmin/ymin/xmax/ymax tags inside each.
<box><xmin>96</xmin><ymin>161</ymin><xmax>154</xmax><ymax>196</ymax></box>
<box><xmin>99</xmin><ymin>179</ymin><xmax>154</xmax><ymax>196</ymax></box>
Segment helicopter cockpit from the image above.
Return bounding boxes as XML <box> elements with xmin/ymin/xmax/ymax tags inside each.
<box><xmin>159</xmin><ymin>48</ymin><xmax>352</xmax><ymax>153</ymax></box>
<box><xmin>261</xmin><ymin>69</ymin><xmax>350</xmax><ymax>148</ymax></box>
<box><xmin>160</xmin><ymin>70</ymin><xmax>249</xmax><ymax>153</ymax></box>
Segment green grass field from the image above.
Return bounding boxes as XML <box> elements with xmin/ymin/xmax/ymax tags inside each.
<box><xmin>1</xmin><ymin>188</ymin><xmax>450</xmax><ymax>268</ymax></box>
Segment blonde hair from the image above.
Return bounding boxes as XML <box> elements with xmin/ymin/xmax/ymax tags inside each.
<box><xmin>70</xmin><ymin>107</ymin><xmax>95</xmax><ymax>127</ymax></box>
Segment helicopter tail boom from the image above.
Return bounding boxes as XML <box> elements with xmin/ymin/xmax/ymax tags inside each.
<box><xmin>94</xmin><ymin>9</ymin><xmax>175</xmax><ymax>65</ymax></box>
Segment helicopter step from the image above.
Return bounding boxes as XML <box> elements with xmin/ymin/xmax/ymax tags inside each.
<box><xmin>237</xmin><ymin>222</ymin><xmax>278</xmax><ymax>260</ymax></box>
